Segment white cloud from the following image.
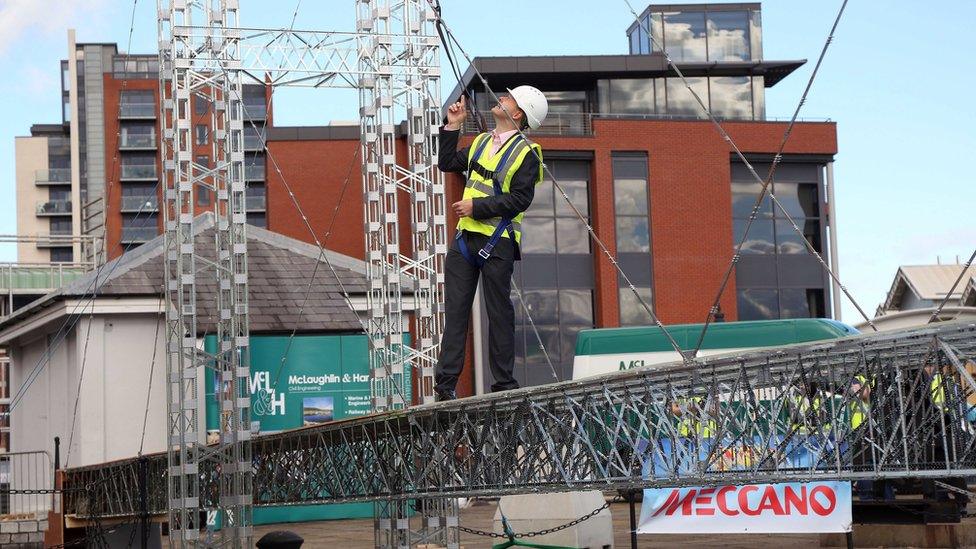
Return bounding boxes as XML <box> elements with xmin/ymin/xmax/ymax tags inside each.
<box><xmin>0</xmin><ymin>0</ymin><xmax>107</xmax><ymax>56</ymax></box>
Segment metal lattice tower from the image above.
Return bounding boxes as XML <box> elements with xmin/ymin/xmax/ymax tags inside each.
<box><xmin>158</xmin><ymin>0</ymin><xmax>252</xmax><ymax>546</ymax></box>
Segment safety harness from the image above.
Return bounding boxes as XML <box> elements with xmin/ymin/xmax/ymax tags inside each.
<box><xmin>456</xmin><ymin>133</ymin><xmax>524</xmax><ymax>267</ymax></box>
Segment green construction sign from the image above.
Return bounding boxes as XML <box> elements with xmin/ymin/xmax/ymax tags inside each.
<box><xmin>204</xmin><ymin>333</ymin><xmax>412</xmax><ymax>524</ymax></box>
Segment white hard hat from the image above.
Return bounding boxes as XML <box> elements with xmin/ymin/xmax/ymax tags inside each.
<box><xmin>506</xmin><ymin>85</ymin><xmax>548</xmax><ymax>130</ymax></box>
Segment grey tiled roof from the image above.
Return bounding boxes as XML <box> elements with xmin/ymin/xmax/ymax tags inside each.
<box><xmin>0</xmin><ymin>214</ymin><xmax>369</xmax><ymax>333</ymax></box>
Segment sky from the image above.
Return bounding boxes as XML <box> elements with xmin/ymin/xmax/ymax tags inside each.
<box><xmin>0</xmin><ymin>0</ymin><xmax>973</xmax><ymax>324</ymax></box>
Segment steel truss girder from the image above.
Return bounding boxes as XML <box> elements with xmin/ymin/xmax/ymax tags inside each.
<box><xmin>165</xmin><ymin>27</ymin><xmax>440</xmax><ymax>88</ymax></box>
<box><xmin>65</xmin><ymin>322</ymin><xmax>976</xmax><ymax>518</ymax></box>
<box><xmin>159</xmin><ymin>0</ymin><xmax>252</xmax><ymax>546</ymax></box>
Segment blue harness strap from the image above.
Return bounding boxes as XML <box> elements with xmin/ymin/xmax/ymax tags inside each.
<box><xmin>457</xmin><ymin>135</ymin><xmax>523</xmax><ymax>268</ymax></box>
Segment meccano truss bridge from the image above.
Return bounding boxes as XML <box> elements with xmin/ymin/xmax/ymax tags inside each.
<box><xmin>64</xmin><ymin>321</ymin><xmax>976</xmax><ymax>518</ymax></box>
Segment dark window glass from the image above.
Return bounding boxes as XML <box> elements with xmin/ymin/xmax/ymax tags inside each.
<box><xmin>637</xmin><ymin>15</ymin><xmax>650</xmax><ymax>55</ymax></box>
<box><xmin>120</xmin><ymin>90</ymin><xmax>153</xmax><ymax>104</ymax></box>
<box><xmin>559</xmin><ymin>289</ymin><xmax>593</xmax><ymax>326</ymax></box>
<box><xmin>613</xmin><ymin>156</ymin><xmax>651</xmax><ymax>253</ymax></box>
<box><xmin>607</xmin><ymin>79</ymin><xmax>654</xmax><ymax>115</ymax></box>
<box><xmin>619</xmin><ymin>287</ymin><xmax>654</xmax><ymax>326</ymax></box>
<box><xmin>614</xmin><ymin>178</ymin><xmax>649</xmax><ymax>216</ymax></box>
<box><xmin>521</xmin><ymin>217</ymin><xmax>555</xmax><ymax>254</ymax></box>
<box><xmin>523</xmin><ymin>290</ymin><xmax>559</xmax><ymax>325</ymax></box>
<box><xmin>730</xmin><ymin>180</ymin><xmax>773</xmax><ymax>218</ymax></box>
<box><xmin>775</xmin><ymin>219</ymin><xmax>821</xmax><ymax>254</ymax></box>
<box><xmin>774</xmin><ymin>182</ymin><xmax>819</xmax><ymax>219</ymax></box>
<box><xmin>195</xmin><ymin>156</ymin><xmax>212</xmax><ymax>207</ymax></box>
<box><xmin>50</xmin><ymin>248</ymin><xmax>73</xmax><ymax>262</ymax></box>
<box><xmin>663</xmin><ymin>11</ymin><xmax>707</xmax><ymax>62</ymax></box>
<box><xmin>737</xmin><ymin>288</ymin><xmax>779</xmax><ymax>320</ymax></box>
<box><xmin>630</xmin><ymin>29</ymin><xmax>640</xmax><ymax>54</ymax></box>
<box><xmin>525</xmin><ymin>180</ymin><xmax>553</xmax><ymax>216</ymax></box>
<box><xmin>709</xmin><ymin>76</ymin><xmax>753</xmax><ymax>119</ymax></box>
<box><xmin>707</xmin><ymin>10</ymin><xmax>750</xmax><ymax>61</ymax></box>
<box><xmin>555</xmin><ymin>217</ymin><xmax>588</xmax><ymax>254</ymax></box>
<box><xmin>554</xmin><ymin>180</ymin><xmax>589</xmax><ymax>217</ymax></box>
<box><xmin>195</xmin><ymin>97</ymin><xmax>210</xmax><ymax>115</ymax></box>
<box><xmin>49</xmin><ymin>188</ymin><xmax>70</xmax><ymax>202</ymax></box>
<box><xmin>666</xmin><ymin>77</ymin><xmax>709</xmax><ymax>117</ymax></box>
<box><xmin>733</xmin><ymin>218</ymin><xmax>775</xmax><ymax>254</ymax></box>
<box><xmin>194</xmin><ymin>125</ymin><xmax>208</xmax><ymax>146</ymax></box>
<box><xmin>616</xmin><ymin>217</ymin><xmax>651</xmax><ymax>253</ymax></box>
<box><xmin>779</xmin><ymin>288</ymin><xmax>825</xmax><ymax>319</ymax></box>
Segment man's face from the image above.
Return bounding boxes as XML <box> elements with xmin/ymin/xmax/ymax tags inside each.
<box><xmin>492</xmin><ymin>94</ymin><xmax>524</xmax><ymax>125</ymax></box>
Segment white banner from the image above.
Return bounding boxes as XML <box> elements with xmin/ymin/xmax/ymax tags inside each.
<box><xmin>638</xmin><ymin>481</ymin><xmax>852</xmax><ymax>534</ymax></box>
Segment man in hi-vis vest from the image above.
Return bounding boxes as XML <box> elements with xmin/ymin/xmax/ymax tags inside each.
<box><xmin>433</xmin><ymin>87</ymin><xmax>548</xmax><ymax>401</ymax></box>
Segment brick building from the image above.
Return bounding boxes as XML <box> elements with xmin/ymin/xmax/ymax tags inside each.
<box><xmin>14</xmin><ymin>3</ymin><xmax>840</xmax><ymax>394</ymax></box>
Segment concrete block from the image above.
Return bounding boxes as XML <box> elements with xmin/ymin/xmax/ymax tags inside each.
<box><xmin>0</xmin><ymin>533</ymin><xmax>10</xmax><ymax>543</ymax></box>
<box><xmin>20</xmin><ymin>520</ymin><xmax>38</xmax><ymax>532</ymax></box>
<box><xmin>0</xmin><ymin>521</ymin><xmax>19</xmax><ymax>533</ymax></box>
<box><xmin>28</xmin><ymin>531</ymin><xmax>44</xmax><ymax>542</ymax></box>
<box><xmin>493</xmin><ymin>490</ymin><xmax>613</xmax><ymax>549</ymax></box>
<box><xmin>11</xmin><ymin>532</ymin><xmax>30</xmax><ymax>542</ymax></box>
<box><xmin>39</xmin><ymin>518</ymin><xmax>49</xmax><ymax>530</ymax></box>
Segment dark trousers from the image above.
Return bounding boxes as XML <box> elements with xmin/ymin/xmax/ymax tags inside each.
<box><xmin>435</xmin><ymin>231</ymin><xmax>519</xmax><ymax>394</ymax></box>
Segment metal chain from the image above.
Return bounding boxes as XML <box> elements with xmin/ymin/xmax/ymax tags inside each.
<box><xmin>459</xmin><ymin>499</ymin><xmax>613</xmax><ymax>539</ymax></box>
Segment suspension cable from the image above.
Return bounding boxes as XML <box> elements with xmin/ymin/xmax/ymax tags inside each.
<box><xmin>431</xmin><ymin>12</ymin><xmax>691</xmax><ymax>364</ymax></box>
<box><xmin>620</xmin><ymin>0</ymin><xmax>875</xmax><ymax>352</ymax></box>
<box><xmin>928</xmin><ymin>247</ymin><xmax>976</xmax><ymax>323</ymax></box>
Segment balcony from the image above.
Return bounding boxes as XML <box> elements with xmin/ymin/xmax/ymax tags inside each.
<box><xmin>463</xmin><ymin>111</ymin><xmax>594</xmax><ymax>136</ymax></box>
<box><xmin>120</xmin><ymin>226</ymin><xmax>158</xmax><ymax>244</ymax></box>
<box><xmin>120</xmin><ymin>195</ymin><xmax>159</xmax><ymax>213</ymax></box>
<box><xmin>244</xmin><ymin>164</ymin><xmax>264</xmax><ymax>181</ymax></box>
<box><xmin>245</xmin><ymin>195</ymin><xmax>266</xmax><ymax>211</ymax></box>
<box><xmin>119</xmin><ymin>103</ymin><xmax>156</xmax><ymax>119</ymax></box>
<box><xmin>34</xmin><ymin>169</ymin><xmax>71</xmax><ymax>186</ymax></box>
<box><xmin>243</xmin><ymin>103</ymin><xmax>267</xmax><ymax>120</ymax></box>
<box><xmin>0</xmin><ymin>263</ymin><xmax>89</xmax><ymax>293</ymax></box>
<box><xmin>243</xmin><ymin>132</ymin><xmax>265</xmax><ymax>151</ymax></box>
<box><xmin>120</xmin><ymin>165</ymin><xmax>157</xmax><ymax>180</ymax></box>
<box><xmin>120</xmin><ymin>133</ymin><xmax>157</xmax><ymax>150</ymax></box>
<box><xmin>36</xmin><ymin>200</ymin><xmax>72</xmax><ymax>216</ymax></box>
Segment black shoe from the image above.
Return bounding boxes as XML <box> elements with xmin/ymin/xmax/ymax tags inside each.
<box><xmin>435</xmin><ymin>389</ymin><xmax>456</xmax><ymax>402</ymax></box>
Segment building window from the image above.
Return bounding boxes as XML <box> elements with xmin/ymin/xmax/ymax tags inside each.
<box><xmin>665</xmin><ymin>77</ymin><xmax>709</xmax><ymax>117</ymax></box>
<box><xmin>50</xmin><ymin>218</ymin><xmax>72</xmax><ymax>236</ymax></box>
<box><xmin>195</xmin><ymin>96</ymin><xmax>210</xmax><ymax>115</ymax></box>
<box><xmin>731</xmin><ymin>179</ymin><xmax>821</xmax><ymax>255</ymax></box>
<box><xmin>508</xmin><ymin>159</ymin><xmax>594</xmax><ymax>386</ymax></box>
<box><xmin>737</xmin><ymin>288</ymin><xmax>825</xmax><ymax>320</ymax></box>
<box><xmin>709</xmin><ymin>76</ymin><xmax>753</xmax><ymax>119</ymax></box>
<box><xmin>50</xmin><ymin>248</ymin><xmax>73</xmax><ymax>263</ymax></box>
<box><xmin>194</xmin><ymin>125</ymin><xmax>209</xmax><ymax>146</ymax></box>
<box><xmin>629</xmin><ymin>7</ymin><xmax>761</xmax><ymax>62</ymax></box>
<box><xmin>613</xmin><ymin>154</ymin><xmax>653</xmax><ymax>326</ymax></box>
<box><xmin>195</xmin><ymin>155</ymin><xmax>212</xmax><ymax>207</ymax></box>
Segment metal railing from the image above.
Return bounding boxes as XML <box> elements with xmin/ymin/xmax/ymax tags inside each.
<box><xmin>60</xmin><ymin>322</ymin><xmax>976</xmax><ymax>517</ymax></box>
<box><xmin>119</xmin><ymin>133</ymin><xmax>157</xmax><ymax>149</ymax></box>
<box><xmin>244</xmin><ymin>164</ymin><xmax>265</xmax><ymax>181</ymax></box>
<box><xmin>120</xmin><ymin>226</ymin><xmax>158</xmax><ymax>244</ymax></box>
<box><xmin>35</xmin><ymin>200</ymin><xmax>71</xmax><ymax>215</ymax></box>
<box><xmin>0</xmin><ymin>451</ymin><xmax>54</xmax><ymax>517</ymax></box>
<box><xmin>0</xmin><ymin>235</ymin><xmax>103</xmax><ymax>268</ymax></box>
<box><xmin>119</xmin><ymin>103</ymin><xmax>156</xmax><ymax>118</ymax></box>
<box><xmin>0</xmin><ymin>263</ymin><xmax>90</xmax><ymax>292</ymax></box>
<box><xmin>243</xmin><ymin>103</ymin><xmax>267</xmax><ymax>120</ymax></box>
<box><xmin>120</xmin><ymin>195</ymin><xmax>159</xmax><ymax>212</ymax></box>
<box><xmin>462</xmin><ymin>111</ymin><xmax>834</xmax><ymax>136</ymax></box>
<box><xmin>120</xmin><ymin>165</ymin><xmax>157</xmax><ymax>180</ymax></box>
<box><xmin>33</xmin><ymin>169</ymin><xmax>71</xmax><ymax>185</ymax></box>
<box><xmin>245</xmin><ymin>195</ymin><xmax>266</xmax><ymax>211</ymax></box>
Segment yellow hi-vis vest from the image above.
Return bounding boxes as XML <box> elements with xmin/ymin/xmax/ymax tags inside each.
<box><xmin>850</xmin><ymin>374</ymin><xmax>873</xmax><ymax>430</ymax></box>
<box><xmin>675</xmin><ymin>397</ymin><xmax>717</xmax><ymax>438</ymax></box>
<box><xmin>457</xmin><ymin>132</ymin><xmax>543</xmax><ymax>245</ymax></box>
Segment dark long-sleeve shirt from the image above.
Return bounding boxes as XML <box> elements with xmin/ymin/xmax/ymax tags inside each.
<box><xmin>438</xmin><ymin>127</ymin><xmax>540</xmax><ymax>220</ymax></box>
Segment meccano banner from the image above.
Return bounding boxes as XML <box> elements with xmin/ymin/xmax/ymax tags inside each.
<box><xmin>638</xmin><ymin>481</ymin><xmax>852</xmax><ymax>534</ymax></box>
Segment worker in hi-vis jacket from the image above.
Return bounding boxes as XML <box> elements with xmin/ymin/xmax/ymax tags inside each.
<box><xmin>433</xmin><ymin>87</ymin><xmax>549</xmax><ymax>401</ymax></box>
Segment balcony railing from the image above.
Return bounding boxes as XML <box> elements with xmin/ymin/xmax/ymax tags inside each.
<box><xmin>34</xmin><ymin>169</ymin><xmax>71</xmax><ymax>185</ymax></box>
<box><xmin>243</xmin><ymin>103</ymin><xmax>267</xmax><ymax>120</ymax></box>
<box><xmin>120</xmin><ymin>133</ymin><xmax>157</xmax><ymax>149</ymax></box>
<box><xmin>244</xmin><ymin>164</ymin><xmax>265</xmax><ymax>181</ymax></box>
<box><xmin>460</xmin><ymin>111</ymin><xmax>833</xmax><ymax>136</ymax></box>
<box><xmin>119</xmin><ymin>103</ymin><xmax>156</xmax><ymax>118</ymax></box>
<box><xmin>0</xmin><ymin>263</ymin><xmax>89</xmax><ymax>292</ymax></box>
<box><xmin>120</xmin><ymin>165</ymin><xmax>157</xmax><ymax>180</ymax></box>
<box><xmin>245</xmin><ymin>195</ymin><xmax>266</xmax><ymax>211</ymax></box>
<box><xmin>120</xmin><ymin>195</ymin><xmax>159</xmax><ymax>212</ymax></box>
<box><xmin>36</xmin><ymin>200</ymin><xmax>72</xmax><ymax>216</ymax></box>
<box><xmin>243</xmin><ymin>132</ymin><xmax>265</xmax><ymax>151</ymax></box>
<box><xmin>120</xmin><ymin>226</ymin><xmax>158</xmax><ymax>244</ymax></box>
